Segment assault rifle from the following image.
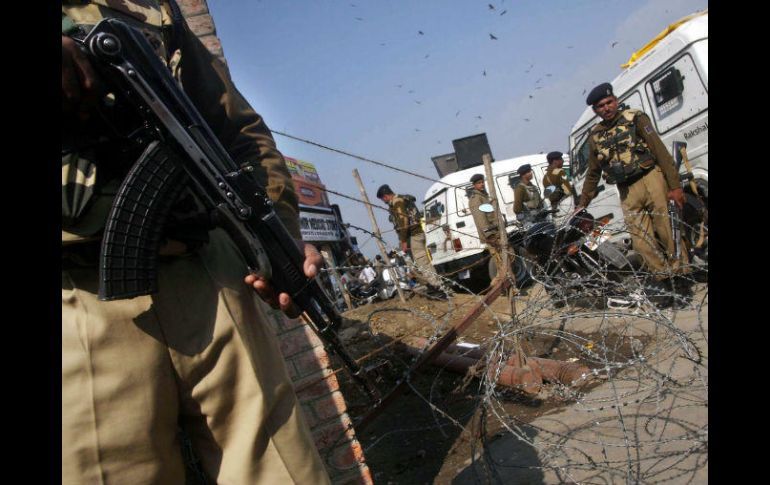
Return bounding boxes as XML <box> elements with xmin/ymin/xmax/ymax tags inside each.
<box><xmin>77</xmin><ymin>19</ymin><xmax>380</xmax><ymax>402</ymax></box>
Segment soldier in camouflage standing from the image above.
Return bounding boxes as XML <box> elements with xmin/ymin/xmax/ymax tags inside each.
<box><xmin>376</xmin><ymin>184</ymin><xmax>444</xmax><ymax>294</ymax></box>
<box><xmin>467</xmin><ymin>174</ymin><xmax>505</xmax><ymax>282</ymax></box>
<box><xmin>542</xmin><ymin>151</ymin><xmax>575</xmax><ymax>209</ymax></box>
<box><xmin>576</xmin><ymin>82</ymin><xmax>691</xmax><ymax>305</ymax></box>
<box><xmin>62</xmin><ymin>1</ymin><xmax>331</xmax><ymax>483</ymax></box>
<box><xmin>513</xmin><ymin>164</ymin><xmax>544</xmax><ymax>222</ymax></box>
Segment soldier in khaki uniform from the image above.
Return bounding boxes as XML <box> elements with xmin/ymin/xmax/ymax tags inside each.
<box><xmin>542</xmin><ymin>151</ymin><xmax>575</xmax><ymax>209</ymax></box>
<box><xmin>513</xmin><ymin>164</ymin><xmax>544</xmax><ymax>222</ymax></box>
<box><xmin>376</xmin><ymin>184</ymin><xmax>443</xmax><ymax>291</ymax></box>
<box><xmin>467</xmin><ymin>174</ymin><xmax>505</xmax><ymax>279</ymax></box>
<box><xmin>577</xmin><ymin>83</ymin><xmax>690</xmax><ymax>301</ymax></box>
<box><xmin>62</xmin><ymin>2</ymin><xmax>331</xmax><ymax>484</ymax></box>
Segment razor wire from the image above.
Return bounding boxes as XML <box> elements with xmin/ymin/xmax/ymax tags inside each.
<box><xmin>319</xmin><ymin>211</ymin><xmax>706</xmax><ymax>485</ymax></box>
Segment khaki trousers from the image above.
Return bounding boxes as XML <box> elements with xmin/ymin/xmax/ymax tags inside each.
<box><xmin>62</xmin><ymin>230</ymin><xmax>331</xmax><ymax>485</ymax></box>
<box><xmin>409</xmin><ymin>232</ymin><xmax>442</xmax><ymax>287</ymax></box>
<box><xmin>619</xmin><ymin>167</ymin><xmax>689</xmax><ymax>279</ymax></box>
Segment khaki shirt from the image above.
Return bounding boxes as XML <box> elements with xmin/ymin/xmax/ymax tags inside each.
<box><xmin>579</xmin><ymin>110</ymin><xmax>680</xmax><ymax>208</ymax></box>
<box><xmin>468</xmin><ymin>188</ymin><xmax>497</xmax><ymax>243</ymax></box>
<box><xmin>62</xmin><ymin>0</ymin><xmax>301</xmax><ymax>243</ymax></box>
<box><xmin>388</xmin><ymin>195</ymin><xmax>423</xmax><ymax>243</ymax></box>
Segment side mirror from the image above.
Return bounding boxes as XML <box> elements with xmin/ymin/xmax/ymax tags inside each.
<box><xmin>478</xmin><ymin>203</ymin><xmax>495</xmax><ymax>213</ymax></box>
<box><xmin>672</xmin><ymin>141</ymin><xmax>687</xmax><ymax>170</ymax></box>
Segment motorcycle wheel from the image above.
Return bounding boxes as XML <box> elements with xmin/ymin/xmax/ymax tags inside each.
<box><xmin>488</xmin><ymin>252</ymin><xmax>533</xmax><ymax>288</ymax></box>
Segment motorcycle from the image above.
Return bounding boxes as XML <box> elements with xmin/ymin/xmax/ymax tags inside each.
<box><xmin>518</xmin><ymin>208</ymin><xmax>645</xmax><ymax>308</ymax></box>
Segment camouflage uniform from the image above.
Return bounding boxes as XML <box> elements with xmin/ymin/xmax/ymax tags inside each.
<box><xmin>387</xmin><ymin>194</ymin><xmax>441</xmax><ymax>287</ymax></box>
<box><xmin>61</xmin><ymin>2</ymin><xmax>330</xmax><ymax>484</ymax></box>
<box><xmin>513</xmin><ymin>181</ymin><xmax>543</xmax><ymax>221</ymax></box>
<box><xmin>468</xmin><ymin>187</ymin><xmax>504</xmax><ymax>274</ymax></box>
<box><xmin>578</xmin><ymin>108</ymin><xmax>688</xmax><ymax>278</ymax></box>
<box><xmin>542</xmin><ymin>167</ymin><xmax>574</xmax><ymax>207</ymax></box>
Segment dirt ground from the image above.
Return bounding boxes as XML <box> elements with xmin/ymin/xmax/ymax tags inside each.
<box><xmin>334</xmin><ymin>285</ymin><xmax>657</xmax><ymax>484</ymax></box>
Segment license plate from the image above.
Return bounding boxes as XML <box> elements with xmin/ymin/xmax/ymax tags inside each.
<box><xmin>458</xmin><ymin>269</ymin><xmax>471</xmax><ymax>280</ymax></box>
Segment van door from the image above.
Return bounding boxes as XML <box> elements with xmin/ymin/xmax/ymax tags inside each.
<box><xmin>644</xmin><ymin>46</ymin><xmax>708</xmax><ymax>179</ymax></box>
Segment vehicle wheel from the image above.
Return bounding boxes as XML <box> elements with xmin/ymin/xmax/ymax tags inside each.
<box><xmin>488</xmin><ymin>252</ymin><xmax>533</xmax><ymax>287</ymax></box>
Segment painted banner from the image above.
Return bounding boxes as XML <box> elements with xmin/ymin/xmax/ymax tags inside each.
<box><xmin>285</xmin><ymin>156</ymin><xmax>331</xmax><ymax>208</ymax></box>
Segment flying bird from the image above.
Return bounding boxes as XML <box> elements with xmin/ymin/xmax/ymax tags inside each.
<box><xmin>408</xmin><ymin>90</ymin><xmax>414</xmax><ymax>93</ymax></box>
<box><xmin>415</xmin><ymin>101</ymin><xmax>422</xmax><ymax>104</ymax></box>
<box><xmin>528</xmin><ymin>95</ymin><xmax>533</xmax><ymax>99</ymax></box>
<box><xmin>567</xmin><ymin>45</ymin><xmax>574</xmax><ymax>49</ymax></box>
<box><xmin>476</xmin><ymin>115</ymin><xmax>483</xmax><ymax>120</ymax></box>
<box><xmin>418</xmin><ymin>30</ymin><xmax>424</xmax><ymax>35</ymax></box>
<box><xmin>611</xmin><ymin>41</ymin><xmax>618</xmax><ymax>48</ymax></box>
<box><xmin>355</xmin><ymin>17</ymin><xmax>364</xmax><ymax>21</ymax></box>
<box><xmin>415</xmin><ymin>128</ymin><xmax>421</xmax><ymax>132</ymax></box>
<box><xmin>582</xmin><ymin>89</ymin><xmax>587</xmax><ymax>95</ymax></box>
<box><xmin>524</xmin><ymin>118</ymin><xmax>530</xmax><ymax>122</ymax></box>
<box><xmin>488</xmin><ymin>3</ymin><xmax>495</xmax><ymax>10</ymax></box>
<box><xmin>455</xmin><ymin>111</ymin><xmax>461</xmax><ymax>117</ymax></box>
<box><xmin>483</xmin><ymin>70</ymin><xmax>487</xmax><ymax>76</ymax></box>
<box><xmin>396</xmin><ymin>84</ymin><xmax>403</xmax><ymax>88</ymax></box>
<box><xmin>489</xmin><ymin>33</ymin><xmax>498</xmax><ymax>40</ymax></box>
<box><xmin>500</xmin><ymin>10</ymin><xmax>507</xmax><ymax>16</ymax></box>
<box><xmin>424</xmin><ymin>54</ymin><xmax>430</xmax><ymax>58</ymax></box>
<box><xmin>546</xmin><ymin>73</ymin><xmax>552</xmax><ymax>77</ymax></box>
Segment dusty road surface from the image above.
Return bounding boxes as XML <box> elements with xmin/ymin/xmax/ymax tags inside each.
<box><xmin>336</xmin><ymin>279</ymin><xmax>708</xmax><ymax>484</ymax></box>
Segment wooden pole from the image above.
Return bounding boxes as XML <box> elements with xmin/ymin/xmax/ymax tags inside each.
<box><xmin>351</xmin><ymin>169</ymin><xmax>407</xmax><ymax>303</ymax></box>
<box><xmin>482</xmin><ymin>154</ymin><xmax>510</xmax><ymax>277</ymax></box>
<box><xmin>320</xmin><ymin>244</ymin><xmax>352</xmax><ymax>311</ymax></box>
<box><xmin>482</xmin><ymin>154</ymin><xmax>526</xmax><ymax>366</ymax></box>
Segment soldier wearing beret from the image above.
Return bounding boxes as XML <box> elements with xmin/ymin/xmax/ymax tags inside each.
<box><xmin>62</xmin><ymin>1</ymin><xmax>330</xmax><ymax>483</ymax></box>
<box><xmin>376</xmin><ymin>184</ymin><xmax>443</xmax><ymax>292</ymax></box>
<box><xmin>513</xmin><ymin>164</ymin><xmax>544</xmax><ymax>222</ymax></box>
<box><xmin>542</xmin><ymin>151</ymin><xmax>575</xmax><ymax>209</ymax></box>
<box><xmin>467</xmin><ymin>174</ymin><xmax>504</xmax><ymax>279</ymax></box>
<box><xmin>577</xmin><ymin>82</ymin><xmax>690</xmax><ymax>303</ymax></box>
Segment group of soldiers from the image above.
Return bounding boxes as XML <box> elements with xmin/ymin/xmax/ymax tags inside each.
<box><xmin>465</xmin><ymin>82</ymin><xmax>692</xmax><ymax>304</ymax></box>
<box><xmin>375</xmin><ymin>82</ymin><xmax>691</xmax><ymax>306</ymax></box>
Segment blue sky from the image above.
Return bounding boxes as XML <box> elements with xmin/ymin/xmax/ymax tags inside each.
<box><xmin>207</xmin><ymin>0</ymin><xmax>708</xmax><ymax>257</ymax></box>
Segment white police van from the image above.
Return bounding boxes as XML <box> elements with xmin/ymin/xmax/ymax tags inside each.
<box><xmin>568</xmin><ymin>10</ymin><xmax>707</xmax><ymax>255</ymax></box>
<box><xmin>422</xmin><ymin>153</ymin><xmax>570</xmax><ymax>289</ymax></box>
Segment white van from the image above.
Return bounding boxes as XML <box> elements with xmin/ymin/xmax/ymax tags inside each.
<box><xmin>568</xmin><ymin>11</ymin><xmax>707</xmax><ymax>250</ymax></box>
<box><xmin>422</xmin><ymin>153</ymin><xmax>571</xmax><ymax>288</ymax></box>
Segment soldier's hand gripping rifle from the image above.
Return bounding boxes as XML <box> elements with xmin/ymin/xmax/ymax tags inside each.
<box><xmin>78</xmin><ymin>18</ymin><xmax>380</xmax><ymax>402</ymax></box>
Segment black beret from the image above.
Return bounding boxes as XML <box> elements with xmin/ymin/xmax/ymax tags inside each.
<box><xmin>516</xmin><ymin>164</ymin><xmax>532</xmax><ymax>175</ymax></box>
<box><xmin>546</xmin><ymin>151</ymin><xmax>563</xmax><ymax>162</ymax></box>
<box><xmin>586</xmin><ymin>82</ymin><xmax>614</xmax><ymax>105</ymax></box>
<box><xmin>470</xmin><ymin>173</ymin><xmax>484</xmax><ymax>183</ymax></box>
<box><xmin>376</xmin><ymin>184</ymin><xmax>393</xmax><ymax>198</ymax></box>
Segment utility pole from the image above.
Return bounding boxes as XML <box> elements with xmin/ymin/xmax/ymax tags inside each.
<box><xmin>352</xmin><ymin>169</ymin><xmax>406</xmax><ymax>303</ymax></box>
<box><xmin>482</xmin><ymin>153</ymin><xmax>526</xmax><ymax>366</ymax></box>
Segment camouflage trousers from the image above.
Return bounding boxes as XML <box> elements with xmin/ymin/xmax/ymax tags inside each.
<box><xmin>62</xmin><ymin>230</ymin><xmax>331</xmax><ymax>485</ymax></box>
<box><xmin>619</xmin><ymin>167</ymin><xmax>690</xmax><ymax>280</ymax></box>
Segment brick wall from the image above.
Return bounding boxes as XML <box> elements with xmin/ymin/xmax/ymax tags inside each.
<box><xmin>176</xmin><ymin>2</ymin><xmax>372</xmax><ymax>482</ymax></box>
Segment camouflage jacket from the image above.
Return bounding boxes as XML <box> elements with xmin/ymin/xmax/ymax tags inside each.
<box><xmin>62</xmin><ymin>0</ymin><xmax>301</xmax><ymax>248</ymax></box>
<box><xmin>387</xmin><ymin>194</ymin><xmax>423</xmax><ymax>243</ymax></box>
<box><xmin>579</xmin><ymin>109</ymin><xmax>680</xmax><ymax>208</ymax></box>
<box><xmin>542</xmin><ymin>167</ymin><xmax>574</xmax><ymax>205</ymax></box>
<box><xmin>513</xmin><ymin>182</ymin><xmax>542</xmax><ymax>215</ymax></box>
